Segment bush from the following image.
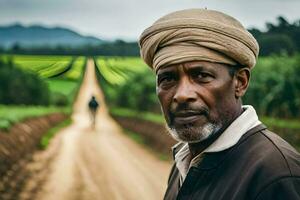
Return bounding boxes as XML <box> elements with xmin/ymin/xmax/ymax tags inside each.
<box><xmin>244</xmin><ymin>54</ymin><xmax>300</xmax><ymax>118</ymax></box>
<box><xmin>50</xmin><ymin>92</ymin><xmax>69</xmax><ymax>106</ymax></box>
<box><xmin>258</xmin><ymin>34</ymin><xmax>296</xmax><ymax>56</ymax></box>
<box><xmin>104</xmin><ymin>70</ymin><xmax>160</xmax><ymax>112</ymax></box>
<box><xmin>0</xmin><ymin>59</ymin><xmax>50</xmax><ymax>105</ymax></box>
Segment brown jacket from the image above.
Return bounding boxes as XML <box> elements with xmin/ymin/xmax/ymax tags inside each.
<box><xmin>164</xmin><ymin>125</ymin><xmax>300</xmax><ymax>200</ymax></box>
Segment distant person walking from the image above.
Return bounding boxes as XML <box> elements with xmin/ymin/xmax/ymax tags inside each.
<box><xmin>88</xmin><ymin>95</ymin><xmax>99</xmax><ymax>128</ymax></box>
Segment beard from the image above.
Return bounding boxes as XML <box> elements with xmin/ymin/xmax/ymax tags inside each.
<box><xmin>166</xmin><ymin>121</ymin><xmax>222</xmax><ymax>143</ymax></box>
<box><xmin>164</xmin><ymin>102</ymin><xmax>223</xmax><ymax>143</ymax></box>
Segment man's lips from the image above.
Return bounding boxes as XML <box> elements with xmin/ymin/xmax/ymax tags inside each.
<box><xmin>172</xmin><ymin>111</ymin><xmax>207</xmax><ymax>125</ymax></box>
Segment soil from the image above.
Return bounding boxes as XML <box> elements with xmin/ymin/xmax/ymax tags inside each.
<box><xmin>0</xmin><ymin>113</ymin><xmax>67</xmax><ymax>199</ymax></box>
<box><xmin>1</xmin><ymin>59</ymin><xmax>172</xmax><ymax>200</ymax></box>
<box><xmin>112</xmin><ymin>115</ymin><xmax>176</xmax><ymax>156</ymax></box>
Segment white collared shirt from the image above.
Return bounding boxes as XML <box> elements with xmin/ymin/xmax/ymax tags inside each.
<box><xmin>174</xmin><ymin>105</ymin><xmax>262</xmax><ymax>185</ymax></box>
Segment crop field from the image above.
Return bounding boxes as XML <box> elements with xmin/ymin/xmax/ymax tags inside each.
<box><xmin>0</xmin><ymin>55</ymin><xmax>87</xmax><ymax>128</ymax></box>
<box><xmin>13</xmin><ymin>55</ymin><xmax>73</xmax><ymax>78</ymax></box>
<box><xmin>95</xmin><ymin>56</ymin><xmax>149</xmax><ymax>85</ymax></box>
<box><xmin>62</xmin><ymin>56</ymin><xmax>86</xmax><ymax>80</ymax></box>
<box><xmin>10</xmin><ymin>55</ymin><xmax>86</xmax><ymax>96</ymax></box>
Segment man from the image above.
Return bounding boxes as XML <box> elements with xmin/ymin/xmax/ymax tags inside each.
<box><xmin>139</xmin><ymin>9</ymin><xmax>300</xmax><ymax>200</ymax></box>
<box><xmin>88</xmin><ymin>95</ymin><xmax>99</xmax><ymax>127</ymax></box>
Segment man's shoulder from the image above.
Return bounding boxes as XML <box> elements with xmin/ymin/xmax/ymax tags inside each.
<box><xmin>236</xmin><ymin>126</ymin><xmax>300</xmax><ymax>177</ymax></box>
<box><xmin>239</xmin><ymin>127</ymin><xmax>300</xmax><ymax>199</ymax></box>
<box><xmin>164</xmin><ymin>126</ymin><xmax>300</xmax><ymax>200</ymax></box>
<box><xmin>257</xmin><ymin>128</ymin><xmax>300</xmax><ymax>175</ymax></box>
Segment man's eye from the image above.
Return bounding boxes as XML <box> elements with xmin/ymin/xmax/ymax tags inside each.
<box><xmin>159</xmin><ymin>76</ymin><xmax>174</xmax><ymax>84</ymax></box>
<box><xmin>157</xmin><ymin>73</ymin><xmax>177</xmax><ymax>87</ymax></box>
<box><xmin>162</xmin><ymin>76</ymin><xmax>174</xmax><ymax>82</ymax></box>
<box><xmin>193</xmin><ymin>72</ymin><xmax>213</xmax><ymax>82</ymax></box>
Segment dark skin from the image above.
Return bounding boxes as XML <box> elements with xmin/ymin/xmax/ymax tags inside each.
<box><xmin>156</xmin><ymin>61</ymin><xmax>250</xmax><ymax>158</ymax></box>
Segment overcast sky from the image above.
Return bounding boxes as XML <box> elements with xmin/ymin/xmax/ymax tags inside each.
<box><xmin>1</xmin><ymin>0</ymin><xmax>300</xmax><ymax>41</ymax></box>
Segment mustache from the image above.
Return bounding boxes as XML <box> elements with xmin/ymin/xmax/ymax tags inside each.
<box><xmin>169</xmin><ymin>102</ymin><xmax>209</xmax><ymax>117</ymax></box>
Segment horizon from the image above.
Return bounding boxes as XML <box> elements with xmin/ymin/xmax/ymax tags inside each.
<box><xmin>1</xmin><ymin>13</ymin><xmax>299</xmax><ymax>43</ymax></box>
<box><xmin>1</xmin><ymin>0</ymin><xmax>300</xmax><ymax>41</ymax></box>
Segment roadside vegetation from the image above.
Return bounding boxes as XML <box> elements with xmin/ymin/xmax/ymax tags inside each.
<box><xmin>39</xmin><ymin>118</ymin><xmax>72</xmax><ymax>149</ymax></box>
<box><xmin>244</xmin><ymin>55</ymin><xmax>300</xmax><ymax>118</ymax></box>
<box><xmin>0</xmin><ymin>59</ymin><xmax>50</xmax><ymax>105</ymax></box>
<box><xmin>0</xmin><ymin>105</ymin><xmax>69</xmax><ymax>130</ymax></box>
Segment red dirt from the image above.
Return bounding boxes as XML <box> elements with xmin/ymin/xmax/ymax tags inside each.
<box><xmin>0</xmin><ymin>113</ymin><xmax>67</xmax><ymax>199</ymax></box>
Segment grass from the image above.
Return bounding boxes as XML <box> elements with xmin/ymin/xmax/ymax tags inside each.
<box><xmin>123</xmin><ymin>129</ymin><xmax>169</xmax><ymax>161</ymax></box>
<box><xmin>0</xmin><ymin>105</ymin><xmax>70</xmax><ymax>131</ymax></box>
<box><xmin>46</xmin><ymin>79</ymin><xmax>78</xmax><ymax>96</ymax></box>
<box><xmin>39</xmin><ymin>118</ymin><xmax>72</xmax><ymax>149</ymax></box>
<box><xmin>261</xmin><ymin>117</ymin><xmax>300</xmax><ymax>130</ymax></box>
<box><xmin>110</xmin><ymin>107</ymin><xmax>165</xmax><ymax>124</ymax></box>
<box><xmin>46</xmin><ymin>78</ymin><xmax>80</xmax><ymax>105</ymax></box>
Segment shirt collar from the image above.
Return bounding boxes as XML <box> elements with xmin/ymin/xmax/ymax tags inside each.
<box><xmin>173</xmin><ymin>105</ymin><xmax>261</xmax><ymax>182</ymax></box>
<box><xmin>204</xmin><ymin>105</ymin><xmax>261</xmax><ymax>153</ymax></box>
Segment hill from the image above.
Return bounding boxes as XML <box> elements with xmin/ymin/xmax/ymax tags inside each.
<box><xmin>0</xmin><ymin>24</ymin><xmax>105</xmax><ymax>48</ymax></box>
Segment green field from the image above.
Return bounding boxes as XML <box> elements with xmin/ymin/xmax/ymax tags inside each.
<box><xmin>13</xmin><ymin>55</ymin><xmax>73</xmax><ymax>78</ymax></box>
<box><xmin>0</xmin><ymin>55</ymin><xmax>88</xmax><ymax>129</ymax></box>
<box><xmin>0</xmin><ymin>105</ymin><xmax>70</xmax><ymax>130</ymax></box>
<box><xmin>95</xmin><ymin>56</ymin><xmax>148</xmax><ymax>85</ymax></box>
<box><xmin>13</xmin><ymin>55</ymin><xmax>86</xmax><ymax>104</ymax></box>
<box><xmin>46</xmin><ymin>79</ymin><xmax>78</xmax><ymax>96</ymax></box>
<box><xmin>62</xmin><ymin>56</ymin><xmax>86</xmax><ymax>80</ymax></box>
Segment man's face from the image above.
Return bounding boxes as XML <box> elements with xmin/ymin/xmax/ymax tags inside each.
<box><xmin>156</xmin><ymin>61</ymin><xmax>240</xmax><ymax>143</ymax></box>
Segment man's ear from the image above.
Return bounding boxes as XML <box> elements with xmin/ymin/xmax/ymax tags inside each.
<box><xmin>234</xmin><ymin>68</ymin><xmax>250</xmax><ymax>98</ymax></box>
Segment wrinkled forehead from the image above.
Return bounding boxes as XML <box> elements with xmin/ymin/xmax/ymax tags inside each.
<box><xmin>156</xmin><ymin>61</ymin><xmax>230</xmax><ymax>75</ymax></box>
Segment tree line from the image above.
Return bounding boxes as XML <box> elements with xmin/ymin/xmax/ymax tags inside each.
<box><xmin>249</xmin><ymin>16</ymin><xmax>300</xmax><ymax>56</ymax></box>
<box><xmin>0</xmin><ymin>59</ymin><xmax>50</xmax><ymax>105</ymax></box>
<box><xmin>0</xmin><ymin>40</ymin><xmax>140</xmax><ymax>56</ymax></box>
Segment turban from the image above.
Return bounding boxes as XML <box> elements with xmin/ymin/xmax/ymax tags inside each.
<box><xmin>139</xmin><ymin>9</ymin><xmax>259</xmax><ymax>72</ymax></box>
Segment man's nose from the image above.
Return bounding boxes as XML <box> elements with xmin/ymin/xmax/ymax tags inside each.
<box><xmin>173</xmin><ymin>78</ymin><xmax>197</xmax><ymax>104</ymax></box>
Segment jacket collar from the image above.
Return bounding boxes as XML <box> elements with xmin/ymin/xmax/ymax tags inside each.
<box><xmin>204</xmin><ymin>105</ymin><xmax>261</xmax><ymax>153</ymax></box>
<box><xmin>172</xmin><ymin>105</ymin><xmax>261</xmax><ymax>157</ymax></box>
<box><xmin>195</xmin><ymin>124</ymin><xmax>267</xmax><ymax>170</ymax></box>
<box><xmin>172</xmin><ymin>105</ymin><xmax>264</xmax><ymax>175</ymax></box>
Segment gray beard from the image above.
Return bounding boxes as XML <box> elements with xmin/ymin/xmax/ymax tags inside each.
<box><xmin>166</xmin><ymin>122</ymin><xmax>222</xmax><ymax>143</ymax></box>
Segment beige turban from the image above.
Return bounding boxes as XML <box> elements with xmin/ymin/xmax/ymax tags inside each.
<box><xmin>139</xmin><ymin>9</ymin><xmax>259</xmax><ymax>72</ymax></box>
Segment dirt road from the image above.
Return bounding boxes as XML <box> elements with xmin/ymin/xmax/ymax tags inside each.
<box><xmin>20</xmin><ymin>59</ymin><xmax>171</xmax><ymax>200</ymax></box>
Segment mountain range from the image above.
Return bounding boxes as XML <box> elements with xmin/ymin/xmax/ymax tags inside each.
<box><xmin>0</xmin><ymin>24</ymin><xmax>106</xmax><ymax>48</ymax></box>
